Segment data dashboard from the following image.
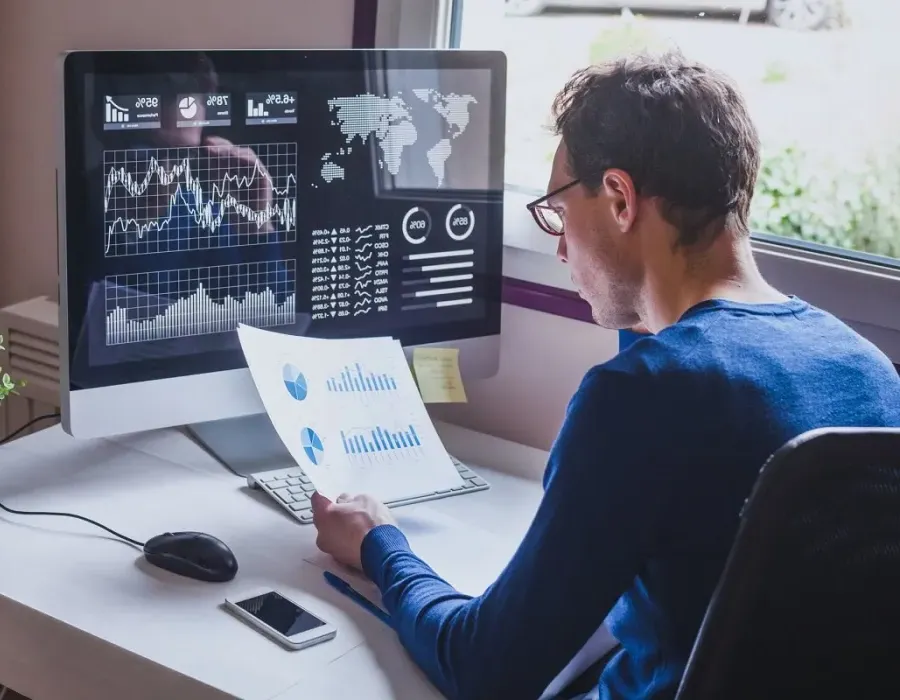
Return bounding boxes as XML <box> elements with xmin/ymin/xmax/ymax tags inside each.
<box><xmin>61</xmin><ymin>50</ymin><xmax>506</xmax><ymax>390</ymax></box>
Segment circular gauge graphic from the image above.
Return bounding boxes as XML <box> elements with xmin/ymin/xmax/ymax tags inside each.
<box><xmin>178</xmin><ymin>96</ymin><xmax>198</xmax><ymax>120</ymax></box>
<box><xmin>445</xmin><ymin>204</ymin><xmax>475</xmax><ymax>241</ymax></box>
<box><xmin>402</xmin><ymin>206</ymin><xmax>432</xmax><ymax>245</ymax></box>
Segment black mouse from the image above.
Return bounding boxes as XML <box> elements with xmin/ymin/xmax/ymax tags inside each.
<box><xmin>143</xmin><ymin>531</ymin><xmax>238</xmax><ymax>583</ymax></box>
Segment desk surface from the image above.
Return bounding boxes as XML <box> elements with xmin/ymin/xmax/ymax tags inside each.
<box><xmin>0</xmin><ymin>421</ymin><xmax>547</xmax><ymax>700</ymax></box>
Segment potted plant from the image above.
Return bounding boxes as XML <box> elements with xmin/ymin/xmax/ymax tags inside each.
<box><xmin>0</xmin><ymin>334</ymin><xmax>23</xmax><ymax>403</ymax></box>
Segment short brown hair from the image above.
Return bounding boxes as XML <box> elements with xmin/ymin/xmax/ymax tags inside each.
<box><xmin>551</xmin><ymin>50</ymin><xmax>760</xmax><ymax>247</ymax></box>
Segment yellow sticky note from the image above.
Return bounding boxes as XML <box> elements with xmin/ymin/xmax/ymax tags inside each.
<box><xmin>413</xmin><ymin>347</ymin><xmax>468</xmax><ymax>403</ymax></box>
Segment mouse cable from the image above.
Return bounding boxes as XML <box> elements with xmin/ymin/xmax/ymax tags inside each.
<box><xmin>0</xmin><ymin>412</ymin><xmax>61</xmax><ymax>446</ymax></box>
<box><xmin>0</xmin><ymin>411</ymin><xmax>145</xmax><ymax>547</ymax></box>
<box><xmin>0</xmin><ymin>500</ymin><xmax>146</xmax><ymax>547</ymax></box>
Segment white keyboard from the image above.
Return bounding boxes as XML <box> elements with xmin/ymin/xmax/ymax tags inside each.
<box><xmin>247</xmin><ymin>456</ymin><xmax>490</xmax><ymax>524</ymax></box>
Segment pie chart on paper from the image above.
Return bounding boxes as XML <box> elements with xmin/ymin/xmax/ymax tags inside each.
<box><xmin>301</xmin><ymin>428</ymin><xmax>324</xmax><ymax>466</ymax></box>
<box><xmin>282</xmin><ymin>363</ymin><xmax>308</xmax><ymax>401</ymax></box>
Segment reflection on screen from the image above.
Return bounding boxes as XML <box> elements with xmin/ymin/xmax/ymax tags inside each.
<box><xmin>64</xmin><ymin>51</ymin><xmax>504</xmax><ymax>390</ymax></box>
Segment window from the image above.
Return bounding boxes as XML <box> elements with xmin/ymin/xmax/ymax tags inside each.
<box><xmin>373</xmin><ymin>0</ymin><xmax>900</xmax><ymax>362</ymax></box>
<box><xmin>457</xmin><ymin>0</ymin><xmax>900</xmax><ymax>262</ymax></box>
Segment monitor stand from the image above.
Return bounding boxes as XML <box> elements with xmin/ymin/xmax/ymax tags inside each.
<box><xmin>185</xmin><ymin>413</ymin><xmax>293</xmax><ymax>481</ymax></box>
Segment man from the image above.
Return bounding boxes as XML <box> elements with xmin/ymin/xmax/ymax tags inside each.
<box><xmin>311</xmin><ymin>51</ymin><xmax>900</xmax><ymax>700</ymax></box>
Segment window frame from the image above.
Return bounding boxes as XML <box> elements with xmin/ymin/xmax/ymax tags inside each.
<box><xmin>369</xmin><ymin>0</ymin><xmax>900</xmax><ymax>363</ymax></box>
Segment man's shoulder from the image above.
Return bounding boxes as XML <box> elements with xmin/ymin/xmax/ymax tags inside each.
<box><xmin>569</xmin><ymin>320</ymin><xmax>762</xmax><ymax>415</ymax></box>
<box><xmin>589</xmin><ymin>328</ymin><xmax>703</xmax><ymax>385</ymax></box>
<box><xmin>573</xmin><ymin>300</ymin><xmax>898</xmax><ymax>418</ymax></box>
<box><xmin>567</xmin><ymin>341</ymin><xmax>693</xmax><ymax>420</ymax></box>
<box><xmin>547</xmin><ymin>348</ymin><xmax>698</xmax><ymax>490</ymax></box>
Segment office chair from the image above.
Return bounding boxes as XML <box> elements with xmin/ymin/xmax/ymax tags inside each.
<box><xmin>675</xmin><ymin>427</ymin><xmax>900</xmax><ymax>700</ymax></box>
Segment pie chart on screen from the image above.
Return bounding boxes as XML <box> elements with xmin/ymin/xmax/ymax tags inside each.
<box><xmin>282</xmin><ymin>363</ymin><xmax>308</xmax><ymax>401</ymax></box>
<box><xmin>301</xmin><ymin>428</ymin><xmax>324</xmax><ymax>466</ymax></box>
<box><xmin>179</xmin><ymin>96</ymin><xmax>198</xmax><ymax>119</ymax></box>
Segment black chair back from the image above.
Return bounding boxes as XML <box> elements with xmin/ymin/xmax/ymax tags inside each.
<box><xmin>675</xmin><ymin>427</ymin><xmax>900</xmax><ymax>700</ymax></box>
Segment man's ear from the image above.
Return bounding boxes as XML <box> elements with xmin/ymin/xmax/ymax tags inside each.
<box><xmin>601</xmin><ymin>169</ymin><xmax>638</xmax><ymax>233</ymax></box>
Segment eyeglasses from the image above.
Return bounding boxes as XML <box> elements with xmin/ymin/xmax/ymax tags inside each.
<box><xmin>526</xmin><ymin>179</ymin><xmax>580</xmax><ymax>236</ymax></box>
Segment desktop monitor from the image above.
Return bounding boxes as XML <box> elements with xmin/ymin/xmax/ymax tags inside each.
<box><xmin>58</xmin><ymin>49</ymin><xmax>506</xmax><ymax>441</ymax></box>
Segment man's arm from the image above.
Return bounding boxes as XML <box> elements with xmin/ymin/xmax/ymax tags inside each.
<box><xmin>361</xmin><ymin>368</ymin><xmax>662</xmax><ymax>700</ymax></box>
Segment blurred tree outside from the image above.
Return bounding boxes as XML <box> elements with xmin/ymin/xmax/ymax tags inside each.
<box><xmin>751</xmin><ymin>144</ymin><xmax>900</xmax><ymax>259</ymax></box>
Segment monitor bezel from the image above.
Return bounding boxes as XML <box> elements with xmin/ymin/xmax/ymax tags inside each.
<box><xmin>59</xmin><ymin>48</ymin><xmax>506</xmax><ymax>436</ymax></box>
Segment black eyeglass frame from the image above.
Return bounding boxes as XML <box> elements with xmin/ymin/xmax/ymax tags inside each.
<box><xmin>526</xmin><ymin>179</ymin><xmax>580</xmax><ymax>236</ymax></box>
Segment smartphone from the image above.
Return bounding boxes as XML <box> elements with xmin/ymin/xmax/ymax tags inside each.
<box><xmin>224</xmin><ymin>589</ymin><xmax>337</xmax><ymax>651</ymax></box>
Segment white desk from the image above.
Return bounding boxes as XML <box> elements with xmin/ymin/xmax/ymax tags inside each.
<box><xmin>0</xmin><ymin>421</ymin><xmax>547</xmax><ymax>700</ymax></box>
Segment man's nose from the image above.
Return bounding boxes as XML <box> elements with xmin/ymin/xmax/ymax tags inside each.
<box><xmin>556</xmin><ymin>235</ymin><xmax>567</xmax><ymax>263</ymax></box>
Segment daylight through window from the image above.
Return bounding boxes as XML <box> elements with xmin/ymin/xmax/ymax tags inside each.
<box><xmin>456</xmin><ymin>0</ymin><xmax>900</xmax><ymax>263</ymax></box>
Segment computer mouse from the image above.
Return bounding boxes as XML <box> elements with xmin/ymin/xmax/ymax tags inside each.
<box><xmin>142</xmin><ymin>531</ymin><xmax>238</xmax><ymax>583</ymax></box>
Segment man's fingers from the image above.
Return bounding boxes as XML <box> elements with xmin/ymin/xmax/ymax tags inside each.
<box><xmin>203</xmin><ymin>138</ymin><xmax>261</xmax><ymax>167</ymax></box>
<box><xmin>203</xmin><ymin>135</ymin><xmax>232</xmax><ymax>148</ymax></box>
<box><xmin>310</xmin><ymin>491</ymin><xmax>332</xmax><ymax>514</ymax></box>
<box><xmin>203</xmin><ymin>136</ymin><xmax>235</xmax><ymax>157</ymax></box>
<box><xmin>232</xmin><ymin>146</ymin><xmax>261</xmax><ymax>164</ymax></box>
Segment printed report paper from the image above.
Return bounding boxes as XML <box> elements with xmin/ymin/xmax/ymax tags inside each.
<box><xmin>236</xmin><ymin>324</ymin><xmax>464</xmax><ymax>501</ymax></box>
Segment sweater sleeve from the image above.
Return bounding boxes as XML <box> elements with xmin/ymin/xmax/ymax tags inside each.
<box><xmin>360</xmin><ymin>368</ymin><xmax>660</xmax><ymax>700</ymax></box>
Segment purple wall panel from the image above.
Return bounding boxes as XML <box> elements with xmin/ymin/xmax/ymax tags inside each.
<box><xmin>353</xmin><ymin>0</ymin><xmax>378</xmax><ymax>48</ymax></box>
<box><xmin>501</xmin><ymin>277</ymin><xmax>593</xmax><ymax>323</ymax></box>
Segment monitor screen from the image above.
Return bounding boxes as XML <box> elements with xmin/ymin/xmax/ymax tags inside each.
<box><xmin>61</xmin><ymin>50</ymin><xmax>505</xmax><ymax>392</ymax></box>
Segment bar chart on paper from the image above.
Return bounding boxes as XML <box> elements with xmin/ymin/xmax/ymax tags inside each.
<box><xmin>326</xmin><ymin>363</ymin><xmax>398</xmax><ymax>394</ymax></box>
<box><xmin>340</xmin><ymin>424</ymin><xmax>422</xmax><ymax>463</ymax></box>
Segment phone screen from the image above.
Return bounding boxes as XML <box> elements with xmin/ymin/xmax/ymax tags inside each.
<box><xmin>234</xmin><ymin>592</ymin><xmax>327</xmax><ymax>637</ymax></box>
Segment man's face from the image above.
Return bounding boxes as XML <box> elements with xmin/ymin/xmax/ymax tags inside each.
<box><xmin>548</xmin><ymin>141</ymin><xmax>642</xmax><ymax>328</ymax></box>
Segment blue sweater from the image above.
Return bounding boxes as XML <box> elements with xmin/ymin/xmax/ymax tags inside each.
<box><xmin>361</xmin><ymin>297</ymin><xmax>900</xmax><ymax>700</ymax></box>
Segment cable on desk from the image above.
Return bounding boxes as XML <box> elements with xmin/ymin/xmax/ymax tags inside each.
<box><xmin>0</xmin><ymin>501</ymin><xmax>146</xmax><ymax>548</ymax></box>
<box><xmin>0</xmin><ymin>412</ymin><xmax>145</xmax><ymax>548</ymax></box>
<box><xmin>0</xmin><ymin>412</ymin><xmax>61</xmax><ymax>446</ymax></box>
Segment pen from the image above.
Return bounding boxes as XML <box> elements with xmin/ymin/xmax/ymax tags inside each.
<box><xmin>323</xmin><ymin>570</ymin><xmax>392</xmax><ymax>627</ymax></box>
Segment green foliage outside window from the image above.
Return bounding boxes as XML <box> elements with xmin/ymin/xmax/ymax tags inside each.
<box><xmin>750</xmin><ymin>144</ymin><xmax>900</xmax><ymax>259</ymax></box>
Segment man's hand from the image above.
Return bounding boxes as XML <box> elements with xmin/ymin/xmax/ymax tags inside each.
<box><xmin>310</xmin><ymin>492</ymin><xmax>397</xmax><ymax>571</ymax></box>
<box><xmin>203</xmin><ymin>136</ymin><xmax>275</xmax><ymax>233</ymax></box>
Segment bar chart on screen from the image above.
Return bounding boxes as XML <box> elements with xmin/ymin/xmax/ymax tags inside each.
<box><xmin>105</xmin><ymin>261</ymin><xmax>296</xmax><ymax>345</ymax></box>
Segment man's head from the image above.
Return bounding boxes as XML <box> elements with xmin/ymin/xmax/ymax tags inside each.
<box><xmin>537</xmin><ymin>50</ymin><xmax>760</xmax><ymax>329</ymax></box>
